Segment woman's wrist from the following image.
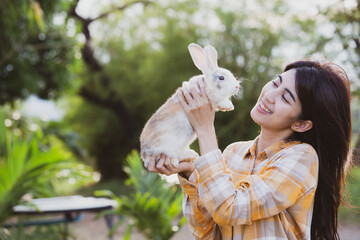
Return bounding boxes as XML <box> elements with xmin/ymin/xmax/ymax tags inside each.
<box><xmin>197</xmin><ymin>125</ymin><xmax>218</xmax><ymax>155</ymax></box>
<box><xmin>179</xmin><ymin>165</ymin><xmax>195</xmax><ymax>179</ymax></box>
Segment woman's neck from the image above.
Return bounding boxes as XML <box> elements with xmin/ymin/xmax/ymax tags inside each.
<box><xmin>256</xmin><ymin>129</ymin><xmax>291</xmax><ymax>155</ymax></box>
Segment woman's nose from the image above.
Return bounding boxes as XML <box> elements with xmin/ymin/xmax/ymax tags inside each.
<box><xmin>263</xmin><ymin>89</ymin><xmax>276</xmax><ymax>104</ymax></box>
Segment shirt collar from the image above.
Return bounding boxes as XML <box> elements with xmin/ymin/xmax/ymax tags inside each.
<box><xmin>246</xmin><ymin>135</ymin><xmax>300</xmax><ymax>159</ymax></box>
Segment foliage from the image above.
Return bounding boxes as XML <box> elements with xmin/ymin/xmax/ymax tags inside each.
<box><xmin>0</xmin><ymin>108</ymin><xmax>97</xmax><ymax>239</ymax></box>
<box><xmin>0</xmin><ymin>0</ymin><xmax>77</xmax><ymax>105</ymax></box>
<box><xmin>2</xmin><ymin>224</ymin><xmax>73</xmax><ymax>240</ymax></box>
<box><xmin>207</xmin><ymin>4</ymin><xmax>284</xmax><ymax>146</ymax></box>
<box><xmin>65</xmin><ymin>0</ymin><xmax>286</xmax><ymax>179</ymax></box>
<box><xmin>77</xmin><ymin>178</ymin><xmax>131</xmax><ymax>197</ymax></box>
<box><xmin>340</xmin><ymin>166</ymin><xmax>360</xmax><ymax>223</ymax></box>
<box><xmin>0</xmin><ymin>106</ymin><xmax>99</xmax><ymax>196</ymax></box>
<box><xmin>322</xmin><ymin>0</ymin><xmax>360</xmax><ymax>92</ymax></box>
<box><xmin>95</xmin><ymin>150</ymin><xmax>184</xmax><ymax>240</ymax></box>
<box><xmin>318</xmin><ymin>1</ymin><xmax>360</xmax><ymax>162</ymax></box>
<box><xmin>0</xmin><ymin>110</ymin><xmax>71</xmax><ymax>226</ymax></box>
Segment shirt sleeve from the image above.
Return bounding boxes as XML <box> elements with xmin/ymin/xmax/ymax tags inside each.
<box><xmin>178</xmin><ymin>170</ymin><xmax>217</xmax><ymax>239</ymax></box>
<box><xmin>194</xmin><ymin>144</ymin><xmax>318</xmax><ymax>226</ymax></box>
<box><xmin>177</xmin><ymin>143</ymin><xmax>242</xmax><ymax>238</ymax></box>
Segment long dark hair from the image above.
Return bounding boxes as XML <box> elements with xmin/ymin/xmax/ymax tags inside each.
<box><xmin>284</xmin><ymin>60</ymin><xmax>352</xmax><ymax>240</ymax></box>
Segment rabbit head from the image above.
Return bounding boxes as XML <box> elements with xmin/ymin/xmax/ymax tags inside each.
<box><xmin>188</xmin><ymin>43</ymin><xmax>240</xmax><ymax>101</ymax></box>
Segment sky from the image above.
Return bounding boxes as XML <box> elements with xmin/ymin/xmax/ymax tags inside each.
<box><xmin>21</xmin><ymin>95</ymin><xmax>64</xmax><ymax>121</ymax></box>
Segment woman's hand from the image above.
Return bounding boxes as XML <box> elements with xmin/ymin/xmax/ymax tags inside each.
<box><xmin>177</xmin><ymin>78</ymin><xmax>219</xmax><ymax>155</ymax></box>
<box><xmin>147</xmin><ymin>154</ymin><xmax>195</xmax><ymax>179</ymax></box>
<box><xmin>177</xmin><ymin>78</ymin><xmax>215</xmax><ymax>136</ymax></box>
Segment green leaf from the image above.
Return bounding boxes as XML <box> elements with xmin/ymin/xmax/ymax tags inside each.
<box><xmin>97</xmin><ymin>150</ymin><xmax>184</xmax><ymax>239</ymax></box>
<box><xmin>123</xmin><ymin>223</ymin><xmax>133</xmax><ymax>240</ymax></box>
<box><xmin>0</xmin><ymin>125</ymin><xmax>71</xmax><ymax>225</ymax></box>
<box><xmin>106</xmin><ymin>217</ymin><xmax>125</xmax><ymax>238</ymax></box>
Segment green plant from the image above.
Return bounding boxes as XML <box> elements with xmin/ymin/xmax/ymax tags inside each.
<box><xmin>0</xmin><ymin>111</ymin><xmax>71</xmax><ymax>226</ymax></box>
<box><xmin>3</xmin><ymin>223</ymin><xmax>74</xmax><ymax>240</ymax></box>
<box><xmin>95</xmin><ymin>150</ymin><xmax>185</xmax><ymax>240</ymax></box>
<box><xmin>339</xmin><ymin>166</ymin><xmax>360</xmax><ymax>223</ymax></box>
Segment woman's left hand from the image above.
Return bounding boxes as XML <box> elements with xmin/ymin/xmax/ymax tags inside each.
<box><xmin>177</xmin><ymin>78</ymin><xmax>215</xmax><ymax>136</ymax></box>
<box><xmin>147</xmin><ymin>154</ymin><xmax>195</xmax><ymax>179</ymax></box>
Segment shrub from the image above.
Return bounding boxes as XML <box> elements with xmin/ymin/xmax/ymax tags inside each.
<box><xmin>95</xmin><ymin>150</ymin><xmax>185</xmax><ymax>240</ymax></box>
<box><xmin>0</xmin><ymin>111</ymin><xmax>71</xmax><ymax>226</ymax></box>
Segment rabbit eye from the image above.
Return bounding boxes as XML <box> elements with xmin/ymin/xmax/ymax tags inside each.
<box><xmin>219</xmin><ymin>76</ymin><xmax>225</xmax><ymax>80</ymax></box>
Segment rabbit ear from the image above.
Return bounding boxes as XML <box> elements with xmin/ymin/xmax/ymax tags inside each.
<box><xmin>204</xmin><ymin>45</ymin><xmax>218</xmax><ymax>69</ymax></box>
<box><xmin>188</xmin><ymin>43</ymin><xmax>212</xmax><ymax>74</ymax></box>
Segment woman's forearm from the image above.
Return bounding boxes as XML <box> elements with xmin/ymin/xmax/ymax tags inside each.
<box><xmin>197</xmin><ymin>125</ymin><xmax>219</xmax><ymax>156</ymax></box>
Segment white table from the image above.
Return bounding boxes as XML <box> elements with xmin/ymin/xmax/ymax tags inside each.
<box><xmin>4</xmin><ymin>195</ymin><xmax>118</xmax><ymax>240</ymax></box>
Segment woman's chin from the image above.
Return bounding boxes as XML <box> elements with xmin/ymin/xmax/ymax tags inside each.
<box><xmin>250</xmin><ymin>108</ymin><xmax>260</xmax><ymax>124</ymax></box>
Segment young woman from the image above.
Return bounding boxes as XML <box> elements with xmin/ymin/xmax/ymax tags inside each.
<box><xmin>148</xmin><ymin>60</ymin><xmax>352</xmax><ymax>240</ymax></box>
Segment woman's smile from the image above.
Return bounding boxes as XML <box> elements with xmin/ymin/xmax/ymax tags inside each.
<box><xmin>257</xmin><ymin>100</ymin><xmax>272</xmax><ymax>114</ymax></box>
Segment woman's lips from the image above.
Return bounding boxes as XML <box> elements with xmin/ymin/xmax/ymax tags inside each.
<box><xmin>257</xmin><ymin>101</ymin><xmax>272</xmax><ymax>114</ymax></box>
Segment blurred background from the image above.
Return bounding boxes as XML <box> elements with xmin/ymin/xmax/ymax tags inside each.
<box><xmin>0</xmin><ymin>0</ymin><xmax>359</xmax><ymax>239</ymax></box>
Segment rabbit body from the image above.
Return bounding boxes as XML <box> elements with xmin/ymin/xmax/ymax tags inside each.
<box><xmin>140</xmin><ymin>43</ymin><xmax>240</xmax><ymax>168</ymax></box>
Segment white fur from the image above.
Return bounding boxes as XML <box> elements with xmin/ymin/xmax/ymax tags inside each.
<box><xmin>140</xmin><ymin>43</ymin><xmax>241</xmax><ymax>168</ymax></box>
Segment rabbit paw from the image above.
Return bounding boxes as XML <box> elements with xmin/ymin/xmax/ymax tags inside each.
<box><xmin>216</xmin><ymin>99</ymin><xmax>234</xmax><ymax>112</ymax></box>
<box><xmin>173</xmin><ymin>149</ymin><xmax>199</xmax><ymax>167</ymax></box>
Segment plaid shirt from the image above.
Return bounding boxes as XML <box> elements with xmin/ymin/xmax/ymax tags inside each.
<box><xmin>178</xmin><ymin>138</ymin><xmax>318</xmax><ymax>240</ymax></box>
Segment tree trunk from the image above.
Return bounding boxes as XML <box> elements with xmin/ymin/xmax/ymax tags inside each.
<box><xmin>68</xmin><ymin>0</ymin><xmax>151</xmax><ymax>179</ymax></box>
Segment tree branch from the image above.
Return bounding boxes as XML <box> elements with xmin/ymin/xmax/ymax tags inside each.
<box><xmin>68</xmin><ymin>0</ymin><xmax>152</xmax><ymax>136</ymax></box>
<box><xmin>91</xmin><ymin>0</ymin><xmax>152</xmax><ymax>23</ymax></box>
<box><xmin>78</xmin><ymin>85</ymin><xmax>136</xmax><ymax>136</ymax></box>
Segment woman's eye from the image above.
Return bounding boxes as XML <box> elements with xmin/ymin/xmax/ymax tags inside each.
<box><xmin>272</xmin><ymin>81</ymin><xmax>278</xmax><ymax>87</ymax></box>
<box><xmin>282</xmin><ymin>95</ymin><xmax>290</xmax><ymax>104</ymax></box>
<box><xmin>219</xmin><ymin>76</ymin><xmax>225</xmax><ymax>80</ymax></box>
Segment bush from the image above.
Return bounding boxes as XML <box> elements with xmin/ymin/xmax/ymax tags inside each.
<box><xmin>0</xmin><ymin>111</ymin><xmax>72</xmax><ymax>226</ymax></box>
<box><xmin>95</xmin><ymin>150</ymin><xmax>185</xmax><ymax>240</ymax></box>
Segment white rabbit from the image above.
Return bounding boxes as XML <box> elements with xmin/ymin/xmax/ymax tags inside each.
<box><xmin>140</xmin><ymin>43</ymin><xmax>240</xmax><ymax>168</ymax></box>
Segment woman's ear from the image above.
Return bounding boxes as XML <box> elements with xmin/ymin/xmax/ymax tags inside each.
<box><xmin>291</xmin><ymin>120</ymin><xmax>313</xmax><ymax>133</ymax></box>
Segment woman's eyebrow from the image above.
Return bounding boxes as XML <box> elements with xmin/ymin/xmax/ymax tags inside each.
<box><xmin>278</xmin><ymin>75</ymin><xmax>282</xmax><ymax>83</ymax></box>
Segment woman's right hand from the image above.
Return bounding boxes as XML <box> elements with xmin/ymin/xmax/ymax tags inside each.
<box><xmin>147</xmin><ymin>154</ymin><xmax>195</xmax><ymax>179</ymax></box>
<box><xmin>177</xmin><ymin>77</ymin><xmax>215</xmax><ymax>137</ymax></box>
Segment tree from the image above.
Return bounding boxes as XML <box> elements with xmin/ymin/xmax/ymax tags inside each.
<box><xmin>65</xmin><ymin>0</ymin><xmax>200</xmax><ymax>179</ymax></box>
<box><xmin>64</xmin><ymin>0</ymin><xmax>287</xmax><ymax>179</ymax></box>
<box><xmin>0</xmin><ymin>0</ymin><xmax>76</xmax><ymax>105</ymax></box>
<box><xmin>321</xmin><ymin>0</ymin><xmax>360</xmax><ymax>164</ymax></box>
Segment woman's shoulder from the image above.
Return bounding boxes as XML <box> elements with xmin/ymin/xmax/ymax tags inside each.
<box><xmin>285</xmin><ymin>142</ymin><xmax>317</xmax><ymax>155</ymax></box>
<box><xmin>279</xmin><ymin>142</ymin><xmax>319</xmax><ymax>164</ymax></box>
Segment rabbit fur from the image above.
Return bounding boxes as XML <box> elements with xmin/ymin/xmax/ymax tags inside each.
<box><xmin>140</xmin><ymin>43</ymin><xmax>240</xmax><ymax>168</ymax></box>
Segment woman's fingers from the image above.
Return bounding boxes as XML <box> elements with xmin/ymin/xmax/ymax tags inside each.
<box><xmin>183</xmin><ymin>87</ymin><xmax>195</xmax><ymax>105</ymax></box>
<box><xmin>180</xmin><ymin>87</ymin><xmax>200</xmax><ymax>111</ymax></box>
<box><xmin>177</xmin><ymin>89</ymin><xmax>190</xmax><ymax>111</ymax></box>
<box><xmin>165</xmin><ymin>157</ymin><xmax>178</xmax><ymax>172</ymax></box>
<box><xmin>148</xmin><ymin>153</ymin><xmax>195</xmax><ymax>177</ymax></box>
<box><xmin>155</xmin><ymin>154</ymin><xmax>173</xmax><ymax>176</ymax></box>
<box><xmin>199</xmin><ymin>77</ymin><xmax>209</xmax><ymax>100</ymax></box>
<box><xmin>177</xmin><ymin>78</ymin><xmax>206</xmax><ymax>108</ymax></box>
<box><xmin>147</xmin><ymin>155</ymin><xmax>159</xmax><ymax>173</ymax></box>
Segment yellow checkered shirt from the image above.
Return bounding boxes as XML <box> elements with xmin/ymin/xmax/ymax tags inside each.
<box><xmin>178</xmin><ymin>138</ymin><xmax>318</xmax><ymax>240</ymax></box>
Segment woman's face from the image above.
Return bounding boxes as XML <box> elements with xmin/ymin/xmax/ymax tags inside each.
<box><xmin>250</xmin><ymin>69</ymin><xmax>302</xmax><ymax>132</ymax></box>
